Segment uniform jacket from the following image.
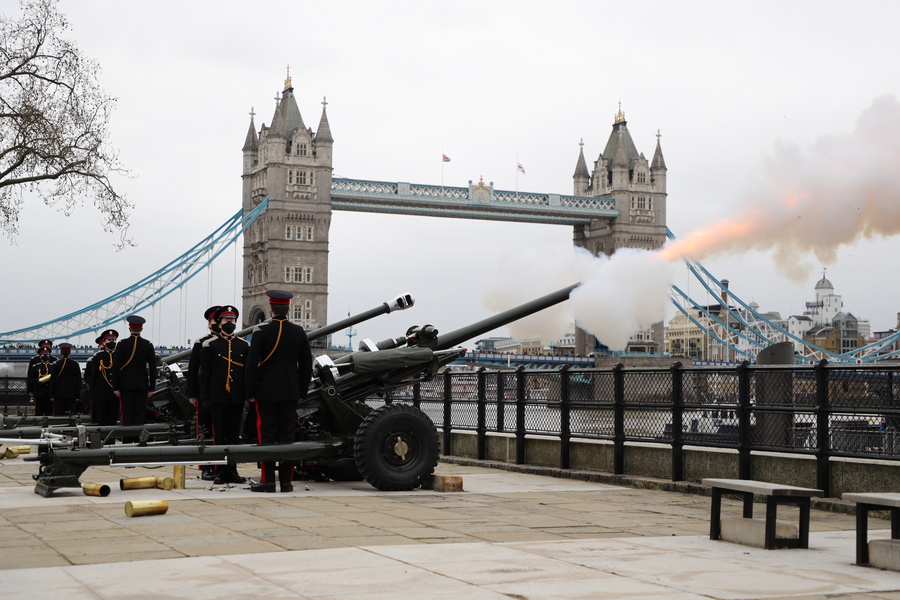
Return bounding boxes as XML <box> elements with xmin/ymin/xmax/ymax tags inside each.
<box><xmin>200</xmin><ymin>335</ymin><xmax>249</xmax><ymax>405</ymax></box>
<box><xmin>27</xmin><ymin>360</ymin><xmax>53</xmax><ymax>398</ymax></box>
<box><xmin>245</xmin><ymin>316</ymin><xmax>313</xmax><ymax>403</ymax></box>
<box><xmin>88</xmin><ymin>350</ymin><xmax>117</xmax><ymax>400</ymax></box>
<box><xmin>49</xmin><ymin>356</ymin><xmax>82</xmax><ymax>399</ymax></box>
<box><xmin>187</xmin><ymin>333</ymin><xmax>216</xmax><ymax>399</ymax></box>
<box><xmin>112</xmin><ymin>334</ymin><xmax>157</xmax><ymax>392</ymax></box>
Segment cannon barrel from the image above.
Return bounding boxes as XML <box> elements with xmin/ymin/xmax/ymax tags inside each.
<box><xmin>162</xmin><ymin>292</ymin><xmax>414</xmax><ymax>364</ymax></box>
<box><xmin>435</xmin><ymin>283</ymin><xmax>579</xmax><ymax>350</ymax></box>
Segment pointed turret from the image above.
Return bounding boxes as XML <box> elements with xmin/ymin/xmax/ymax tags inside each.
<box><xmin>269</xmin><ymin>97</ymin><xmax>285</xmax><ymax>139</ymax></box>
<box><xmin>651</xmin><ymin>130</ymin><xmax>667</xmax><ymax>171</ymax></box>
<box><xmin>573</xmin><ymin>140</ymin><xmax>590</xmax><ymax>196</ymax></box>
<box><xmin>315</xmin><ymin>99</ymin><xmax>333</xmax><ymax>144</ymax></box>
<box><xmin>242</xmin><ymin>112</ymin><xmax>258</xmax><ymax>153</ymax></box>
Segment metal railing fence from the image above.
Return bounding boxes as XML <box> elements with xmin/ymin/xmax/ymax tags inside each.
<box><xmin>386</xmin><ymin>361</ymin><xmax>900</xmax><ymax>496</ymax></box>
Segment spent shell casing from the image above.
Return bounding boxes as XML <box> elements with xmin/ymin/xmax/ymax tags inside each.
<box><xmin>119</xmin><ymin>476</ymin><xmax>159</xmax><ymax>490</ymax></box>
<box><xmin>124</xmin><ymin>500</ymin><xmax>169</xmax><ymax>517</ymax></box>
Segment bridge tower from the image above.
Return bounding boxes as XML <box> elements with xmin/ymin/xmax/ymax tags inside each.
<box><xmin>241</xmin><ymin>72</ymin><xmax>334</xmax><ymax>330</ymax></box>
<box><xmin>572</xmin><ymin>105</ymin><xmax>668</xmax><ymax>355</ymax></box>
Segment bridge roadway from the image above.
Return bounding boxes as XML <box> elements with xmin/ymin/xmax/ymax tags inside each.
<box><xmin>0</xmin><ymin>456</ymin><xmax>896</xmax><ymax>598</ymax></box>
<box><xmin>331</xmin><ymin>177</ymin><xmax>618</xmax><ymax>224</ymax></box>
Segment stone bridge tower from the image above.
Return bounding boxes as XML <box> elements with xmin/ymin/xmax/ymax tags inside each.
<box><xmin>241</xmin><ymin>72</ymin><xmax>334</xmax><ymax>330</ymax></box>
<box><xmin>572</xmin><ymin>105</ymin><xmax>668</xmax><ymax>355</ymax></box>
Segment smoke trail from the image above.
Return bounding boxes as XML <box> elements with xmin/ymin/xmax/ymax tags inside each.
<box><xmin>661</xmin><ymin>94</ymin><xmax>900</xmax><ymax>280</ymax></box>
<box><xmin>483</xmin><ymin>246</ymin><xmax>675</xmax><ymax>351</ymax></box>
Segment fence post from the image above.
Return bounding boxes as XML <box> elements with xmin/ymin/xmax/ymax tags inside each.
<box><xmin>515</xmin><ymin>365</ymin><xmax>526</xmax><ymax>465</ymax></box>
<box><xmin>737</xmin><ymin>360</ymin><xmax>752</xmax><ymax>480</ymax></box>
<box><xmin>613</xmin><ymin>363</ymin><xmax>625</xmax><ymax>475</ymax></box>
<box><xmin>671</xmin><ymin>362</ymin><xmax>684</xmax><ymax>482</ymax></box>
<box><xmin>442</xmin><ymin>369</ymin><xmax>452</xmax><ymax>456</ymax></box>
<box><xmin>496</xmin><ymin>371</ymin><xmax>506</xmax><ymax>432</ymax></box>
<box><xmin>476</xmin><ymin>367</ymin><xmax>486</xmax><ymax>460</ymax></box>
<box><xmin>559</xmin><ymin>364</ymin><xmax>571</xmax><ymax>470</ymax></box>
<box><xmin>814</xmin><ymin>359</ymin><xmax>831</xmax><ymax>496</ymax></box>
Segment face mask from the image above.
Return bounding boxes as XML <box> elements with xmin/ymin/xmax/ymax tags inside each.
<box><xmin>105</xmin><ymin>341</ymin><xmax>116</xmax><ymax>350</ymax></box>
<box><xmin>221</xmin><ymin>322</ymin><xmax>236</xmax><ymax>335</ymax></box>
<box><xmin>41</xmin><ymin>355</ymin><xmax>49</xmax><ymax>362</ymax></box>
<box><xmin>210</xmin><ymin>323</ymin><xmax>221</xmax><ymax>334</ymax></box>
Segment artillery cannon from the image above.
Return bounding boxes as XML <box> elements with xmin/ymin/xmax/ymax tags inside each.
<box><xmin>30</xmin><ymin>284</ymin><xmax>578</xmax><ymax>497</ymax></box>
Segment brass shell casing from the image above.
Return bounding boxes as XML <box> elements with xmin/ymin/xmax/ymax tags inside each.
<box><xmin>83</xmin><ymin>482</ymin><xmax>111</xmax><ymax>497</ymax></box>
<box><xmin>155</xmin><ymin>477</ymin><xmax>174</xmax><ymax>490</ymax></box>
<box><xmin>119</xmin><ymin>476</ymin><xmax>159</xmax><ymax>490</ymax></box>
<box><xmin>3</xmin><ymin>448</ymin><xmax>19</xmax><ymax>459</ymax></box>
<box><xmin>124</xmin><ymin>500</ymin><xmax>169</xmax><ymax>517</ymax></box>
<box><xmin>8</xmin><ymin>445</ymin><xmax>31</xmax><ymax>454</ymax></box>
<box><xmin>172</xmin><ymin>465</ymin><xmax>186</xmax><ymax>489</ymax></box>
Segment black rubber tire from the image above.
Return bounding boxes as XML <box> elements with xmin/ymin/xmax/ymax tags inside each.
<box><xmin>354</xmin><ymin>404</ymin><xmax>438</xmax><ymax>491</ymax></box>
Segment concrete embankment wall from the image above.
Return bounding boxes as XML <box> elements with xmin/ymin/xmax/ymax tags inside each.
<box><xmin>441</xmin><ymin>430</ymin><xmax>900</xmax><ymax>497</ymax></box>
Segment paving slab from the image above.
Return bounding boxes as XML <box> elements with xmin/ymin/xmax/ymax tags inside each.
<box><xmin>0</xmin><ymin>459</ymin><xmax>898</xmax><ymax>599</ymax></box>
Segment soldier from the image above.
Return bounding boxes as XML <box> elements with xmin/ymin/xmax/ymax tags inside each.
<box><xmin>246</xmin><ymin>290</ymin><xmax>313</xmax><ymax>493</ymax></box>
<box><xmin>49</xmin><ymin>343</ymin><xmax>81</xmax><ymax>416</ymax></box>
<box><xmin>200</xmin><ymin>305</ymin><xmax>248</xmax><ymax>484</ymax></box>
<box><xmin>112</xmin><ymin>315</ymin><xmax>157</xmax><ymax>439</ymax></box>
<box><xmin>28</xmin><ymin>339</ymin><xmax>57</xmax><ymax>370</ymax></box>
<box><xmin>88</xmin><ymin>330</ymin><xmax>119</xmax><ymax>426</ymax></box>
<box><xmin>187</xmin><ymin>306</ymin><xmax>220</xmax><ymax>480</ymax></box>
<box><xmin>27</xmin><ymin>346</ymin><xmax>54</xmax><ymax>416</ymax></box>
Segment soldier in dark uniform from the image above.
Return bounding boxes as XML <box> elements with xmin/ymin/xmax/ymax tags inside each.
<box><xmin>49</xmin><ymin>343</ymin><xmax>81</xmax><ymax>416</ymax></box>
<box><xmin>28</xmin><ymin>339</ymin><xmax>57</xmax><ymax>371</ymax></box>
<box><xmin>88</xmin><ymin>330</ymin><xmax>119</xmax><ymax>426</ymax></box>
<box><xmin>188</xmin><ymin>306</ymin><xmax>220</xmax><ymax>480</ymax></box>
<box><xmin>246</xmin><ymin>290</ymin><xmax>313</xmax><ymax>493</ymax></box>
<box><xmin>27</xmin><ymin>346</ymin><xmax>54</xmax><ymax>416</ymax></box>
<box><xmin>200</xmin><ymin>305</ymin><xmax>249</xmax><ymax>485</ymax></box>
<box><xmin>112</xmin><ymin>315</ymin><xmax>156</xmax><ymax>440</ymax></box>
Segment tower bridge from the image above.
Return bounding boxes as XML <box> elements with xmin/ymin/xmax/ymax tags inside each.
<box><xmin>7</xmin><ymin>73</ymin><xmax>894</xmax><ymax>363</ymax></box>
<box><xmin>241</xmin><ymin>75</ymin><xmax>668</xmax><ymax>357</ymax></box>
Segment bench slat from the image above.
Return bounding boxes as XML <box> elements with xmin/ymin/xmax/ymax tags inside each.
<box><xmin>703</xmin><ymin>478</ymin><xmax>823</xmax><ymax>497</ymax></box>
<box><xmin>843</xmin><ymin>492</ymin><xmax>900</xmax><ymax>509</ymax></box>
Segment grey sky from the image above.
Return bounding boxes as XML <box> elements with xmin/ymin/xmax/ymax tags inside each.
<box><xmin>2</xmin><ymin>1</ymin><xmax>899</xmax><ymax>348</ymax></box>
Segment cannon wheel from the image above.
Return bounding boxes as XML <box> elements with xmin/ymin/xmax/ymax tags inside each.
<box><xmin>354</xmin><ymin>404</ymin><xmax>438</xmax><ymax>491</ymax></box>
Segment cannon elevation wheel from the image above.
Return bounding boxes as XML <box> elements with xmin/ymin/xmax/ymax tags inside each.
<box><xmin>354</xmin><ymin>404</ymin><xmax>438</xmax><ymax>491</ymax></box>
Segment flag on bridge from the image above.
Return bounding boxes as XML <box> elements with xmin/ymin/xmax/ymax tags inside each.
<box><xmin>517</xmin><ymin>162</ymin><xmax>526</xmax><ymax>174</ymax></box>
<box><xmin>442</xmin><ymin>154</ymin><xmax>451</xmax><ymax>162</ymax></box>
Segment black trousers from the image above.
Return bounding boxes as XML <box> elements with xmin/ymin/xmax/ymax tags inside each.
<box><xmin>119</xmin><ymin>390</ymin><xmax>147</xmax><ymax>443</ymax></box>
<box><xmin>92</xmin><ymin>395</ymin><xmax>119</xmax><ymax>426</ymax></box>
<box><xmin>52</xmin><ymin>396</ymin><xmax>76</xmax><ymax>416</ymax></box>
<box><xmin>33</xmin><ymin>396</ymin><xmax>52</xmax><ymax>417</ymax></box>
<box><xmin>255</xmin><ymin>401</ymin><xmax>296</xmax><ymax>484</ymax></box>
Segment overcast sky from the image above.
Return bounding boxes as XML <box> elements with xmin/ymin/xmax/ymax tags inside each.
<box><xmin>2</xmin><ymin>1</ymin><xmax>899</xmax><ymax>349</ymax></box>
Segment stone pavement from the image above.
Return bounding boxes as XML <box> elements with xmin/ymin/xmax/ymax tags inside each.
<box><xmin>0</xmin><ymin>455</ymin><xmax>899</xmax><ymax>599</ymax></box>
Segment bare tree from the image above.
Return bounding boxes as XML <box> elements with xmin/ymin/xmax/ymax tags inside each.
<box><xmin>0</xmin><ymin>0</ymin><xmax>131</xmax><ymax>243</ymax></box>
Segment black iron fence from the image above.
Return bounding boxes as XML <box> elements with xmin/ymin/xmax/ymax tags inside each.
<box><xmin>0</xmin><ymin>377</ymin><xmax>29</xmax><ymax>411</ymax></box>
<box><xmin>389</xmin><ymin>361</ymin><xmax>900</xmax><ymax>495</ymax></box>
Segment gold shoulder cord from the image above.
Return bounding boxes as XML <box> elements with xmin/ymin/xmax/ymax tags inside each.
<box><xmin>221</xmin><ymin>338</ymin><xmax>246</xmax><ymax>392</ymax></box>
<box><xmin>258</xmin><ymin>319</ymin><xmax>284</xmax><ymax>366</ymax></box>
<box><xmin>120</xmin><ymin>334</ymin><xmax>139</xmax><ymax>370</ymax></box>
<box><xmin>100</xmin><ymin>350</ymin><xmax>114</xmax><ymax>387</ymax></box>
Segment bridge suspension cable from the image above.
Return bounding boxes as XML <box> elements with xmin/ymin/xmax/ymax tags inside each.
<box><xmin>0</xmin><ymin>199</ymin><xmax>268</xmax><ymax>345</ymax></box>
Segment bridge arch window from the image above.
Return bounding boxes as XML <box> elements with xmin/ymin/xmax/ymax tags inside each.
<box><xmin>637</xmin><ymin>171</ymin><xmax>647</xmax><ymax>184</ymax></box>
<box><xmin>284</xmin><ymin>265</ymin><xmax>313</xmax><ymax>283</ymax></box>
<box><xmin>297</xmin><ymin>143</ymin><xmax>307</xmax><ymax>156</ymax></box>
<box><xmin>284</xmin><ymin>225</ymin><xmax>293</xmax><ymax>240</ymax></box>
<box><xmin>288</xmin><ymin>170</ymin><xmax>293</xmax><ymax>184</ymax></box>
<box><xmin>298</xmin><ymin>170</ymin><xmax>307</xmax><ymax>185</ymax></box>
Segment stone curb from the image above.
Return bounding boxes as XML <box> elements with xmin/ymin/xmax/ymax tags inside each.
<box><xmin>439</xmin><ymin>456</ymin><xmax>870</xmax><ymax>518</ymax></box>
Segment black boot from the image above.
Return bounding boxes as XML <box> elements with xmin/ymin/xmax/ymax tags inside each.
<box><xmin>229</xmin><ymin>465</ymin><xmax>247</xmax><ymax>484</ymax></box>
<box><xmin>201</xmin><ymin>466</ymin><xmax>216</xmax><ymax>481</ymax></box>
<box><xmin>250</xmin><ymin>482</ymin><xmax>275</xmax><ymax>493</ymax></box>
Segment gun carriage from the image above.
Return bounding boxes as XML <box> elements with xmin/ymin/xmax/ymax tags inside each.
<box><xmin>26</xmin><ymin>285</ymin><xmax>578</xmax><ymax>497</ymax></box>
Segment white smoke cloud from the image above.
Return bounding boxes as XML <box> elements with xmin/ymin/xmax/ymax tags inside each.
<box><xmin>483</xmin><ymin>245</ymin><xmax>675</xmax><ymax>351</ymax></box>
<box><xmin>662</xmin><ymin>94</ymin><xmax>900</xmax><ymax>280</ymax></box>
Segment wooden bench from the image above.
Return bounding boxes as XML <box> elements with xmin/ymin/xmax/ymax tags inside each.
<box><xmin>702</xmin><ymin>478</ymin><xmax>824</xmax><ymax>549</ymax></box>
<box><xmin>842</xmin><ymin>492</ymin><xmax>900</xmax><ymax>565</ymax></box>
